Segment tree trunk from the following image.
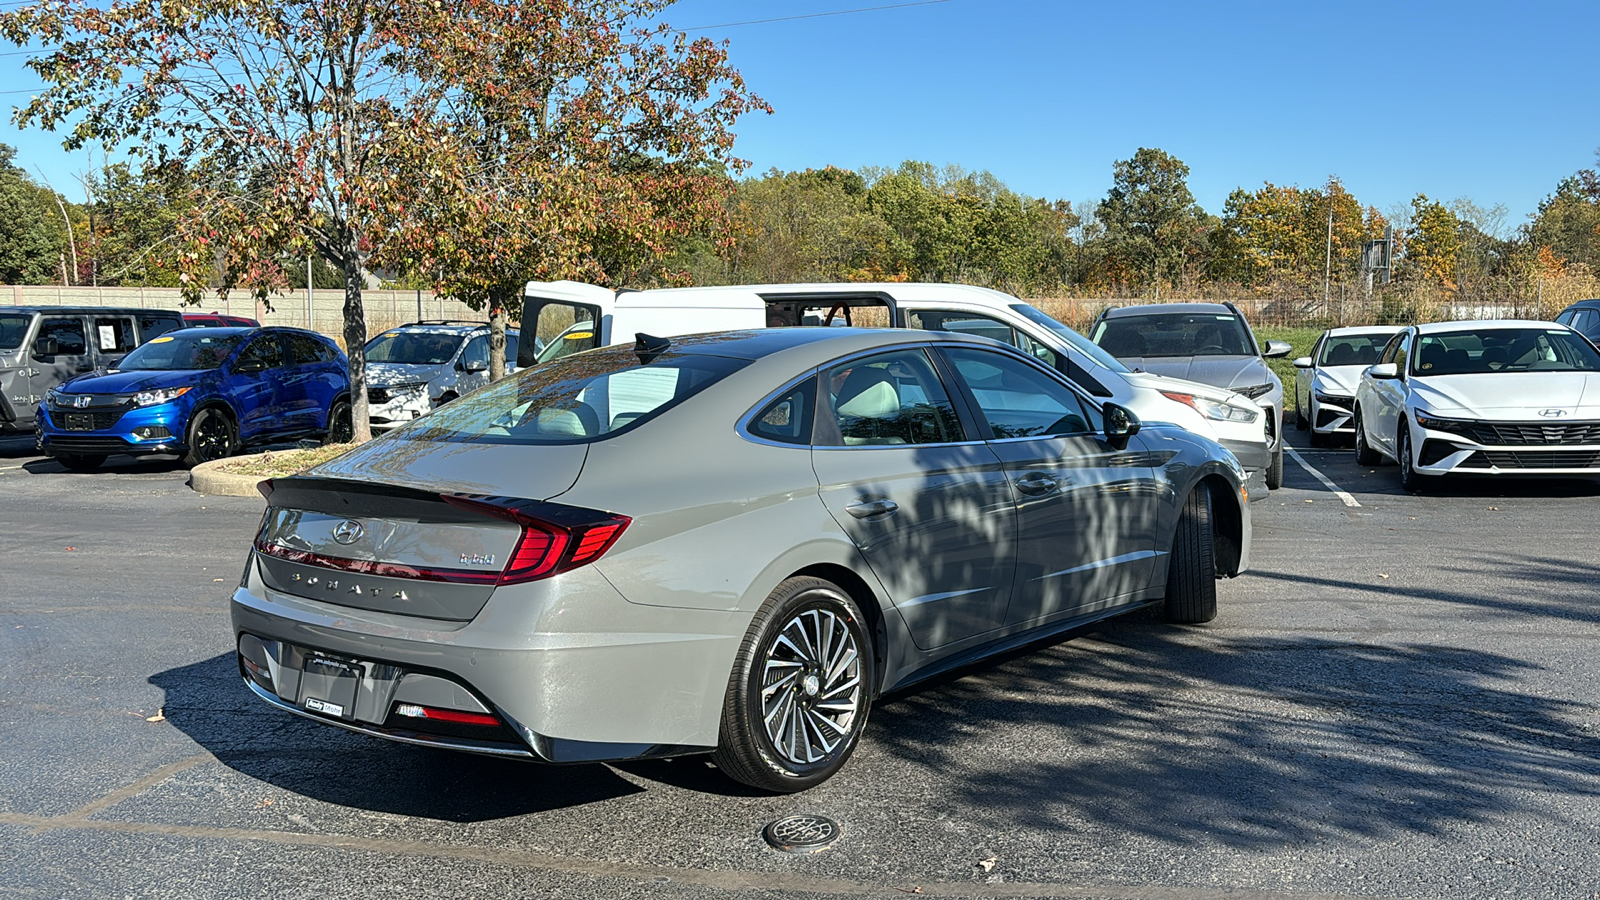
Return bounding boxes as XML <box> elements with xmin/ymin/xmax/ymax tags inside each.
<box><xmin>488</xmin><ymin>293</ymin><xmax>507</xmax><ymax>382</ymax></box>
<box><xmin>342</xmin><ymin>254</ymin><xmax>372</xmax><ymax>443</ymax></box>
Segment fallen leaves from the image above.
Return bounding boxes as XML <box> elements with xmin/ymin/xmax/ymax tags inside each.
<box><xmin>977</xmin><ymin>855</ymin><xmax>998</xmax><ymax>872</ymax></box>
<box><xmin>145</xmin><ymin>708</ymin><xmax>166</xmax><ymax>722</ymax></box>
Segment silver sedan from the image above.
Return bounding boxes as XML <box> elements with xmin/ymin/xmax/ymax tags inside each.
<box><xmin>232</xmin><ymin>328</ymin><xmax>1251</xmax><ymax>792</ymax></box>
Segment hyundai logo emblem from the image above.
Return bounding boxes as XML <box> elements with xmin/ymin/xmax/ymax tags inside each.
<box><xmin>73</xmin><ymin>395</ymin><xmax>91</xmax><ymax>409</ymax></box>
<box><xmin>331</xmin><ymin>520</ymin><xmax>365</xmax><ymax>545</ymax></box>
<box><xmin>1538</xmin><ymin>408</ymin><xmax>1569</xmax><ymax>418</ymax></box>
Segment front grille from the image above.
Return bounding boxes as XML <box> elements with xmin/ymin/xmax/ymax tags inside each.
<box><xmin>44</xmin><ymin>409</ymin><xmax>128</xmax><ymax>431</ymax></box>
<box><xmin>47</xmin><ymin>434</ymin><xmax>134</xmax><ymax>453</ymax></box>
<box><xmin>1462</xmin><ymin>449</ymin><xmax>1600</xmax><ymax>469</ymax></box>
<box><xmin>1417</xmin><ymin>439</ymin><xmax>1460</xmax><ymax>467</ymax></box>
<box><xmin>1445</xmin><ymin>420</ymin><xmax>1600</xmax><ymax>445</ymax></box>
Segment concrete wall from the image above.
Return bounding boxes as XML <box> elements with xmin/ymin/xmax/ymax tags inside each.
<box><xmin>5</xmin><ymin>285</ymin><xmax>491</xmax><ymax>339</ymax></box>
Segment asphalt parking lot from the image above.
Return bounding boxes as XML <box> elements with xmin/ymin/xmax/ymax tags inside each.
<box><xmin>2</xmin><ymin>430</ymin><xmax>1598</xmax><ymax>900</ymax></box>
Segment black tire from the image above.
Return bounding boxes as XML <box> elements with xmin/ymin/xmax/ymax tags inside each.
<box><xmin>57</xmin><ymin>453</ymin><xmax>106</xmax><ymax>471</ymax></box>
<box><xmin>182</xmin><ymin>407</ymin><xmax>237</xmax><ymax>468</ymax></box>
<box><xmin>1265</xmin><ymin>445</ymin><xmax>1284</xmax><ymax>490</ymax></box>
<box><xmin>1308</xmin><ymin>428</ymin><xmax>1330</xmax><ymax>448</ymax></box>
<box><xmin>1164</xmin><ymin>486</ymin><xmax>1218</xmax><ymax>624</ymax></box>
<box><xmin>1353</xmin><ymin>409</ymin><xmax>1381</xmax><ymax>466</ymax></box>
<box><xmin>323</xmin><ymin>398</ymin><xmax>352</xmax><ymax>445</ymax></box>
<box><xmin>1397</xmin><ymin>421</ymin><xmax>1429</xmax><ymax>494</ymax></box>
<box><xmin>434</xmin><ymin>391</ymin><xmax>459</xmax><ymax>408</ymax></box>
<box><xmin>712</xmin><ymin>576</ymin><xmax>873</xmax><ymax>793</ymax></box>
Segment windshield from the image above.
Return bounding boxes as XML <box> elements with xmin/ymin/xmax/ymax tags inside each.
<box><xmin>115</xmin><ymin>332</ymin><xmax>245</xmax><ymax>370</ymax></box>
<box><xmin>1008</xmin><ymin>304</ymin><xmax>1131</xmax><ymax>373</ymax></box>
<box><xmin>1317</xmin><ymin>333</ymin><xmax>1393</xmax><ymax>367</ymax></box>
<box><xmin>1091</xmin><ymin>313</ymin><xmax>1255</xmax><ymax>358</ymax></box>
<box><xmin>1413</xmin><ymin>328</ymin><xmax>1600</xmax><ymax>376</ymax></box>
<box><xmin>394</xmin><ymin>346</ymin><xmax>749</xmax><ymax>445</ymax></box>
<box><xmin>366</xmin><ymin>331</ymin><xmax>465</xmax><ymax>365</ymax></box>
<box><xmin>0</xmin><ymin>313</ymin><xmax>29</xmax><ymax>350</ymax></box>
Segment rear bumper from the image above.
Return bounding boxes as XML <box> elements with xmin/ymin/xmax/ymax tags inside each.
<box><xmin>229</xmin><ymin>554</ymin><xmax>741</xmax><ymax>760</ymax></box>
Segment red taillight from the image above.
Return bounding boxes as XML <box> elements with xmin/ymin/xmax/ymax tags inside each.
<box><xmin>394</xmin><ymin>703</ymin><xmax>500</xmax><ymax>727</ymax></box>
<box><xmin>440</xmin><ymin>494</ymin><xmax>630</xmax><ymax>585</ymax></box>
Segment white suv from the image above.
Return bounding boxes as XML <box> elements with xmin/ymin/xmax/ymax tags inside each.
<box><xmin>363</xmin><ymin>321</ymin><xmax>520</xmax><ymax>432</ymax></box>
<box><xmin>517</xmin><ymin>281</ymin><xmax>1272</xmax><ymax>499</ymax></box>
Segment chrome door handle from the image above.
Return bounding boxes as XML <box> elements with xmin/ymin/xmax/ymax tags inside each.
<box><xmin>1014</xmin><ymin>473</ymin><xmax>1059</xmax><ymax>496</ymax></box>
<box><xmin>845</xmin><ymin>498</ymin><xmax>899</xmax><ymax>519</ymax></box>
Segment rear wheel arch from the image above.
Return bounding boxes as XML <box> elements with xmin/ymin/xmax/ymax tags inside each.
<box><xmin>792</xmin><ymin>562</ymin><xmax>886</xmax><ymax>697</ymax></box>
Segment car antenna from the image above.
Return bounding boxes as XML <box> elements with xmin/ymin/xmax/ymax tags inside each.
<box><xmin>634</xmin><ymin>333</ymin><xmax>670</xmax><ymax>365</ymax></box>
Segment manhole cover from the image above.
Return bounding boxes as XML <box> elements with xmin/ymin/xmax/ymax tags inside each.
<box><xmin>763</xmin><ymin>814</ymin><xmax>841</xmax><ymax>853</ymax></box>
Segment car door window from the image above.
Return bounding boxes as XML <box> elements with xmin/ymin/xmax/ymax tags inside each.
<box><xmin>461</xmin><ymin>335</ymin><xmax>489</xmax><ymax>370</ymax></box>
<box><xmin>239</xmin><ymin>335</ymin><xmax>285</xmax><ymax>370</ymax></box>
<box><xmin>286</xmin><ymin>333</ymin><xmax>333</xmax><ymax>365</ymax></box>
<box><xmin>941</xmin><ymin>347</ymin><xmax>1093</xmax><ymax>439</ymax></box>
<box><xmin>818</xmin><ymin>349</ymin><xmax>965</xmax><ymax>446</ymax></box>
<box><xmin>37</xmin><ymin>318</ymin><xmax>86</xmax><ymax>356</ymax></box>
<box><xmin>1392</xmin><ymin>332</ymin><xmax>1412</xmax><ymax>377</ymax></box>
<box><xmin>92</xmin><ymin>317</ymin><xmax>136</xmax><ymax>354</ymax></box>
<box><xmin>907</xmin><ymin>309</ymin><xmax>1061</xmax><ymax>369</ymax></box>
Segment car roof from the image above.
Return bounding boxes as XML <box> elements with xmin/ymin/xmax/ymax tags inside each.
<box><xmin>5</xmin><ymin>306</ymin><xmax>182</xmax><ymax>316</ymax></box>
<box><xmin>621</xmin><ymin>326</ymin><xmax>1009</xmax><ymax>363</ymax></box>
<box><xmin>1560</xmin><ymin>298</ymin><xmax>1600</xmax><ymax>310</ymax></box>
<box><xmin>373</xmin><ymin>323</ymin><xmax>507</xmax><ymax>336</ymax></box>
<box><xmin>1100</xmin><ymin>302</ymin><xmax>1234</xmax><ymax>318</ymax></box>
<box><xmin>1412</xmin><ymin>319</ymin><xmax>1575</xmax><ymax>335</ymax></box>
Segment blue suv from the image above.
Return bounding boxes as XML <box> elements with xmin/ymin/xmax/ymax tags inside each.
<box><xmin>37</xmin><ymin>326</ymin><xmax>351</xmax><ymax>470</ymax></box>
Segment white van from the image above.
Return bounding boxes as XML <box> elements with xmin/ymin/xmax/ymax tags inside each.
<box><xmin>517</xmin><ymin>281</ymin><xmax>1273</xmax><ymax>498</ymax></box>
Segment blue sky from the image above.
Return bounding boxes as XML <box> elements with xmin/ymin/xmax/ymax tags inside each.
<box><xmin>4</xmin><ymin>0</ymin><xmax>1596</xmax><ymax>230</ymax></box>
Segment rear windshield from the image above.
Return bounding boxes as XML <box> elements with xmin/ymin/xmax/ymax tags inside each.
<box><xmin>1091</xmin><ymin>313</ymin><xmax>1254</xmax><ymax>358</ymax></box>
<box><xmin>1317</xmin><ymin>333</ymin><xmax>1392</xmax><ymax>367</ymax></box>
<box><xmin>367</xmin><ymin>330</ymin><xmax>466</xmax><ymax>365</ymax></box>
<box><xmin>115</xmin><ymin>331</ymin><xmax>245</xmax><ymax>370</ymax></box>
<box><xmin>395</xmin><ymin>347</ymin><xmax>749</xmax><ymax>445</ymax></box>
<box><xmin>0</xmin><ymin>313</ymin><xmax>30</xmax><ymax>350</ymax></box>
<box><xmin>1413</xmin><ymin>328</ymin><xmax>1600</xmax><ymax>376</ymax></box>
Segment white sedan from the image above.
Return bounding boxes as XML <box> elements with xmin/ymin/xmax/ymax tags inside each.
<box><xmin>1292</xmin><ymin>325</ymin><xmax>1403</xmax><ymax>446</ymax></box>
<box><xmin>1353</xmin><ymin>320</ymin><xmax>1600</xmax><ymax>491</ymax></box>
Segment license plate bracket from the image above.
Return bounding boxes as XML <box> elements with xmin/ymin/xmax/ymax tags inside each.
<box><xmin>299</xmin><ymin>654</ymin><xmax>361</xmax><ymax>719</ymax></box>
<box><xmin>64</xmin><ymin>413</ymin><xmax>93</xmax><ymax>431</ymax></box>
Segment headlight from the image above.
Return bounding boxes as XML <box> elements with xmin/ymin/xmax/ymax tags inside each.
<box><xmin>391</xmin><ymin>382</ymin><xmax>429</xmax><ymax>399</ymax></box>
<box><xmin>1413</xmin><ymin>411</ymin><xmax>1468</xmax><ymax>434</ymax></box>
<box><xmin>1235</xmin><ymin>382</ymin><xmax>1274</xmax><ymax>400</ymax></box>
<box><xmin>1161</xmin><ymin>391</ymin><xmax>1261</xmax><ymax>423</ymax></box>
<box><xmin>1314</xmin><ymin>391</ymin><xmax>1351</xmax><ymax>406</ymax></box>
<box><xmin>133</xmin><ymin>386</ymin><xmax>192</xmax><ymax>407</ymax></box>
<box><xmin>45</xmin><ymin>388</ymin><xmax>62</xmax><ymax>406</ymax></box>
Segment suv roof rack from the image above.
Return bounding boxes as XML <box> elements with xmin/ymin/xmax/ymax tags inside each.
<box><xmin>402</xmin><ymin>319</ymin><xmax>489</xmax><ymax>327</ymax></box>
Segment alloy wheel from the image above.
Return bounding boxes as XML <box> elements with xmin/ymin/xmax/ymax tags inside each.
<box><xmin>760</xmin><ymin>608</ymin><xmax>863</xmax><ymax>766</ymax></box>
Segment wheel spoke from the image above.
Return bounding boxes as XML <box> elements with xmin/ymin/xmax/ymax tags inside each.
<box><xmin>758</xmin><ymin>603</ymin><xmax>864</xmax><ymax>767</ymax></box>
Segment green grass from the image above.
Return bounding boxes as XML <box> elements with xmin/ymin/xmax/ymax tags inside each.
<box><xmin>214</xmin><ymin>443</ymin><xmax>357</xmax><ymax>477</ymax></box>
<box><xmin>1256</xmin><ymin>325</ymin><xmax>1322</xmax><ymax>417</ymax></box>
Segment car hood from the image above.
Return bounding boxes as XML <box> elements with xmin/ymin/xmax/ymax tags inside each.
<box><xmin>60</xmin><ymin>369</ymin><xmax>207</xmax><ymax>394</ymax></box>
<box><xmin>1118</xmin><ymin>356</ymin><xmax>1275</xmax><ymax>392</ymax></box>
<box><xmin>1412</xmin><ymin>372</ymin><xmax>1600</xmax><ymax>418</ymax></box>
<box><xmin>366</xmin><ymin>362</ymin><xmax>441</xmax><ymax>387</ymax></box>
<box><xmin>1123</xmin><ymin>370</ymin><xmax>1250</xmax><ymax>403</ymax></box>
<box><xmin>1312</xmin><ymin>365</ymin><xmax>1365</xmax><ymax>395</ymax></box>
<box><xmin>308</xmin><ymin>436</ymin><xmax>588</xmax><ymax>500</ymax></box>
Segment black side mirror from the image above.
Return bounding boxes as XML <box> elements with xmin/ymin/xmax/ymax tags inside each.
<box><xmin>33</xmin><ymin>336</ymin><xmax>60</xmax><ymax>358</ymax></box>
<box><xmin>1104</xmin><ymin>402</ymin><xmax>1142</xmax><ymax>447</ymax></box>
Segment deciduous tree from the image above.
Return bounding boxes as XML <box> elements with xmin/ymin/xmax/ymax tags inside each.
<box><xmin>1096</xmin><ymin>148</ymin><xmax>1205</xmax><ymax>292</ymax></box>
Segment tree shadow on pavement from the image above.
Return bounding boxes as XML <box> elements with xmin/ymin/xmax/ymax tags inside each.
<box><xmin>867</xmin><ymin>613</ymin><xmax>1600</xmax><ymax>851</ymax></box>
<box><xmin>149</xmin><ymin>654</ymin><xmax>645</xmax><ymax>821</ymax></box>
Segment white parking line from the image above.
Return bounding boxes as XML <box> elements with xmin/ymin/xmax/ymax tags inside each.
<box><xmin>1285</xmin><ymin>445</ymin><xmax>1361</xmax><ymax>508</ymax></box>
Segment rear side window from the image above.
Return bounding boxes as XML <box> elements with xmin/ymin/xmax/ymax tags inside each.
<box><xmin>286</xmin><ymin>333</ymin><xmax>335</xmax><ymax>364</ymax></box>
<box><xmin>139</xmin><ymin>314</ymin><xmax>184</xmax><ymax>340</ymax></box>
<box><xmin>817</xmin><ymin>349</ymin><xmax>965</xmax><ymax>447</ymax></box>
<box><xmin>748</xmin><ymin>380</ymin><xmax>816</xmax><ymax>445</ymax></box>
<box><xmin>93</xmin><ymin>317</ymin><xmax>136</xmax><ymax>353</ymax></box>
<box><xmin>398</xmin><ymin>347</ymin><xmax>748</xmax><ymax>445</ymax></box>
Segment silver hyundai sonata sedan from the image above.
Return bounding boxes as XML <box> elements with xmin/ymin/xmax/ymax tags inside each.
<box><xmin>232</xmin><ymin>328</ymin><xmax>1251</xmax><ymax>792</ymax></box>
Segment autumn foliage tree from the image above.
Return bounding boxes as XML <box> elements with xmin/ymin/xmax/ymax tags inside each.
<box><xmin>380</xmin><ymin>0</ymin><xmax>768</xmax><ymax>380</ymax></box>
